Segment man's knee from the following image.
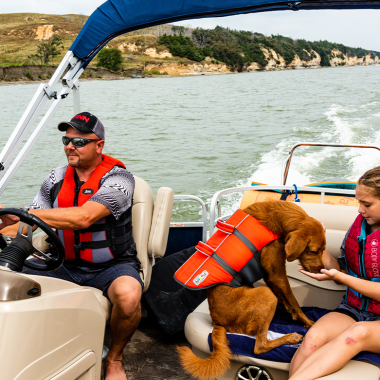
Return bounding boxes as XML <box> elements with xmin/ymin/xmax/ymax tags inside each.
<box><xmin>108</xmin><ymin>276</ymin><xmax>142</xmax><ymax>315</ymax></box>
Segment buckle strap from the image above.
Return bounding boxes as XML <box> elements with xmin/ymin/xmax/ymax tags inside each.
<box><xmin>211</xmin><ymin>252</ymin><xmax>238</xmax><ymax>277</ymax></box>
<box><xmin>74</xmin><ymin>230</ymin><xmax>132</xmax><ymax>252</ymax></box>
<box><xmin>232</xmin><ymin>228</ymin><xmax>263</xmax><ymax>285</ymax></box>
<box><xmin>78</xmin><ymin>215</ymin><xmax>131</xmax><ymax>233</ymax></box>
<box><xmin>233</xmin><ymin>229</ymin><xmax>260</xmax><ymax>257</ymax></box>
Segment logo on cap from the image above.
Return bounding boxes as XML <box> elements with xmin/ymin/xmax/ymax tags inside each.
<box><xmin>73</xmin><ymin>114</ymin><xmax>90</xmax><ymax>123</ymax></box>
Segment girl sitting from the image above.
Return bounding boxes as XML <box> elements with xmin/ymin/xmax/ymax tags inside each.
<box><xmin>289</xmin><ymin>166</ymin><xmax>380</xmax><ymax>380</ymax></box>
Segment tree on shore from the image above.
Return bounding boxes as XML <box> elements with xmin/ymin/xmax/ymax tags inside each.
<box><xmin>28</xmin><ymin>35</ymin><xmax>64</xmax><ymax>65</ymax></box>
<box><xmin>96</xmin><ymin>48</ymin><xmax>124</xmax><ymax>71</ymax></box>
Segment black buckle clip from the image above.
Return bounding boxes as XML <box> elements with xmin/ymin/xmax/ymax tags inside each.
<box><xmin>288</xmin><ymin>1</ymin><xmax>301</xmax><ymax>10</ymax></box>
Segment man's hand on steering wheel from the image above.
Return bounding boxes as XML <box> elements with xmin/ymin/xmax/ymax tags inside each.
<box><xmin>0</xmin><ymin>204</ymin><xmax>20</xmax><ymax>230</ymax></box>
<box><xmin>0</xmin><ymin>208</ymin><xmax>65</xmax><ymax>272</ymax></box>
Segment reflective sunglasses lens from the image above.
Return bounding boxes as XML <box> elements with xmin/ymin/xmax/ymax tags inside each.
<box><xmin>62</xmin><ymin>136</ymin><xmax>87</xmax><ymax>147</ymax></box>
<box><xmin>72</xmin><ymin>138</ymin><xmax>86</xmax><ymax>147</ymax></box>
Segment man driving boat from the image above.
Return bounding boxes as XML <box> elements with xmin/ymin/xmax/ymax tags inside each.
<box><xmin>0</xmin><ymin>112</ymin><xmax>141</xmax><ymax>380</ymax></box>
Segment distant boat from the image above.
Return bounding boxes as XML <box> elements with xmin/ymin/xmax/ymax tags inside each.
<box><xmin>131</xmin><ymin>74</ymin><xmax>145</xmax><ymax>78</ymax></box>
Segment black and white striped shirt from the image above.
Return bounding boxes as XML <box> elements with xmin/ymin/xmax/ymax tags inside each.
<box><xmin>30</xmin><ymin>164</ymin><xmax>135</xmax><ymax>220</ymax></box>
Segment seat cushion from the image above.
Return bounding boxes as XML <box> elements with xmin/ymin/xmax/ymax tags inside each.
<box><xmin>185</xmin><ymin>300</ymin><xmax>380</xmax><ymax>378</ymax></box>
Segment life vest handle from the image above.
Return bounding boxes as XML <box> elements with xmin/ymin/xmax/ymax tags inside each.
<box><xmin>196</xmin><ymin>241</ymin><xmax>213</xmax><ymax>256</ymax></box>
<box><xmin>215</xmin><ymin>219</ymin><xmax>235</xmax><ymax>234</ymax></box>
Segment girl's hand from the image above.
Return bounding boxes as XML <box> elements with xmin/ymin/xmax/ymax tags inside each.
<box><xmin>299</xmin><ymin>268</ymin><xmax>340</xmax><ymax>281</ymax></box>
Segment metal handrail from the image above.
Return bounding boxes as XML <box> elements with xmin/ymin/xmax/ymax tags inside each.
<box><xmin>209</xmin><ymin>185</ymin><xmax>356</xmax><ymax>231</ymax></box>
<box><xmin>281</xmin><ymin>142</ymin><xmax>380</xmax><ymax>186</ymax></box>
<box><xmin>173</xmin><ymin>195</ymin><xmax>207</xmax><ymax>242</ymax></box>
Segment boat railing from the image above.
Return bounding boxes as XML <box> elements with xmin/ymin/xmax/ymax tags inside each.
<box><xmin>209</xmin><ymin>185</ymin><xmax>356</xmax><ymax>231</ymax></box>
<box><xmin>282</xmin><ymin>142</ymin><xmax>380</xmax><ymax>185</ymax></box>
<box><xmin>172</xmin><ymin>195</ymin><xmax>208</xmax><ymax>242</ymax></box>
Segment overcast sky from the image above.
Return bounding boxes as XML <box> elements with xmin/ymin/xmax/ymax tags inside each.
<box><xmin>2</xmin><ymin>0</ymin><xmax>380</xmax><ymax>51</ymax></box>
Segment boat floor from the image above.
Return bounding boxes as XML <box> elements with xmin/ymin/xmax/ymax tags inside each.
<box><xmin>101</xmin><ymin>316</ymin><xmax>193</xmax><ymax>380</ymax></box>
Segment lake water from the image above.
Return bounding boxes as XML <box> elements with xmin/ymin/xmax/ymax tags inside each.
<box><xmin>1</xmin><ymin>65</ymin><xmax>380</xmax><ymax>221</ymax></box>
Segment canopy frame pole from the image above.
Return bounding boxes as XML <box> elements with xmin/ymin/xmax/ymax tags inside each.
<box><xmin>0</xmin><ymin>51</ymin><xmax>79</xmax><ymax>180</ymax></box>
<box><xmin>72</xmin><ymin>87</ymin><xmax>81</xmax><ymax>115</ymax></box>
<box><xmin>0</xmin><ymin>52</ymin><xmax>84</xmax><ymax>196</ymax></box>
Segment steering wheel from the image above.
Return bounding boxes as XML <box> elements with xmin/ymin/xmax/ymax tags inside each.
<box><xmin>0</xmin><ymin>208</ymin><xmax>65</xmax><ymax>272</ymax></box>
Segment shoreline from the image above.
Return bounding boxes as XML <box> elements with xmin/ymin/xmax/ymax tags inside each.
<box><xmin>1</xmin><ymin>63</ymin><xmax>379</xmax><ymax>86</ymax></box>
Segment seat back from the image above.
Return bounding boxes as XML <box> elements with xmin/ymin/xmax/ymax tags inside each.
<box><xmin>131</xmin><ymin>176</ymin><xmax>154</xmax><ymax>292</ymax></box>
<box><xmin>296</xmin><ymin>202</ymin><xmax>358</xmax><ymax>258</ymax></box>
<box><xmin>132</xmin><ymin>176</ymin><xmax>174</xmax><ymax>292</ymax></box>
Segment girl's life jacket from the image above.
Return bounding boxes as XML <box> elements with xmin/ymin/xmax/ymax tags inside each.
<box><xmin>54</xmin><ymin>154</ymin><xmax>133</xmax><ymax>264</ymax></box>
<box><xmin>345</xmin><ymin>214</ymin><xmax>380</xmax><ymax>315</ymax></box>
<box><xmin>175</xmin><ymin>209</ymin><xmax>281</xmax><ymax>289</ymax></box>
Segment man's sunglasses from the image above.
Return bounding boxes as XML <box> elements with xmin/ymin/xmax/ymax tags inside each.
<box><xmin>62</xmin><ymin>136</ymin><xmax>101</xmax><ymax>148</ymax></box>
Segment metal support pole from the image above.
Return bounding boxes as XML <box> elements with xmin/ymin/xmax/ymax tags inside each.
<box><xmin>0</xmin><ymin>51</ymin><xmax>78</xmax><ymax>180</ymax></box>
<box><xmin>73</xmin><ymin>87</ymin><xmax>81</xmax><ymax>115</ymax></box>
<box><xmin>0</xmin><ymin>51</ymin><xmax>84</xmax><ymax>195</ymax></box>
<box><xmin>0</xmin><ymin>87</ymin><xmax>71</xmax><ymax>196</ymax></box>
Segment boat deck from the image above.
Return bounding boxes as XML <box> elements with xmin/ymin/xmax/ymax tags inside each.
<box><xmin>101</xmin><ymin>317</ymin><xmax>193</xmax><ymax>380</ymax></box>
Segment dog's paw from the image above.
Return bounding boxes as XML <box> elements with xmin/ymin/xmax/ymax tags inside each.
<box><xmin>304</xmin><ymin>319</ymin><xmax>315</xmax><ymax>329</ymax></box>
<box><xmin>289</xmin><ymin>333</ymin><xmax>304</xmax><ymax>345</ymax></box>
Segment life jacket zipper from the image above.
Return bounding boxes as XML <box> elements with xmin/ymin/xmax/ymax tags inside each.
<box><xmin>358</xmin><ymin>235</ymin><xmax>368</xmax><ymax>310</ymax></box>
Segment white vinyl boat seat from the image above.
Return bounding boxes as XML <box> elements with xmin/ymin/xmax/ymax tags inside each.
<box><xmin>184</xmin><ymin>202</ymin><xmax>380</xmax><ymax>380</ymax></box>
<box><xmin>33</xmin><ymin>175</ymin><xmax>174</xmax><ymax>320</ymax></box>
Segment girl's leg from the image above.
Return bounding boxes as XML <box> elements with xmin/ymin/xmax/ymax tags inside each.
<box><xmin>289</xmin><ymin>320</ymin><xmax>380</xmax><ymax>380</ymax></box>
<box><xmin>289</xmin><ymin>312</ymin><xmax>355</xmax><ymax>376</ymax></box>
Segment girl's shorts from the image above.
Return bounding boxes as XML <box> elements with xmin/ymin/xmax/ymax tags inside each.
<box><xmin>334</xmin><ymin>299</ymin><xmax>380</xmax><ymax>322</ymax></box>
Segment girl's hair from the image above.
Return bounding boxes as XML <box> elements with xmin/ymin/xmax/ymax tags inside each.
<box><xmin>358</xmin><ymin>166</ymin><xmax>380</xmax><ymax>198</ymax></box>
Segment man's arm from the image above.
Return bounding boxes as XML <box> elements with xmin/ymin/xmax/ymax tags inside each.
<box><xmin>0</xmin><ymin>201</ymin><xmax>111</xmax><ymax>236</ymax></box>
<box><xmin>30</xmin><ymin>201</ymin><xmax>111</xmax><ymax>230</ymax></box>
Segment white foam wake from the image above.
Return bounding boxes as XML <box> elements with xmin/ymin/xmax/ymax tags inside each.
<box><xmin>220</xmin><ymin>100</ymin><xmax>380</xmax><ymax>216</ymax></box>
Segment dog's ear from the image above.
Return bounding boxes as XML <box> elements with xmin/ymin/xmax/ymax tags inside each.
<box><xmin>285</xmin><ymin>231</ymin><xmax>308</xmax><ymax>262</ymax></box>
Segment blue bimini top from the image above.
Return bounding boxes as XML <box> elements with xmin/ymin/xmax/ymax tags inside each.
<box><xmin>70</xmin><ymin>0</ymin><xmax>380</xmax><ymax>67</ymax></box>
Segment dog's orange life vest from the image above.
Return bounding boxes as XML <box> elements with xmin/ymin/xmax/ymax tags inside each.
<box><xmin>174</xmin><ymin>209</ymin><xmax>281</xmax><ymax>289</ymax></box>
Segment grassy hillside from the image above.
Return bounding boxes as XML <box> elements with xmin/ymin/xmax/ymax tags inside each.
<box><xmin>1</xmin><ymin>12</ymin><xmax>379</xmax><ymax>76</ymax></box>
<box><xmin>0</xmin><ymin>13</ymin><xmax>86</xmax><ymax>66</ymax></box>
<box><xmin>0</xmin><ymin>13</ymin><xmax>189</xmax><ymax>71</ymax></box>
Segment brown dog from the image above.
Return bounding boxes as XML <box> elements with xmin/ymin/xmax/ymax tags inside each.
<box><xmin>177</xmin><ymin>200</ymin><xmax>326</xmax><ymax>379</ymax></box>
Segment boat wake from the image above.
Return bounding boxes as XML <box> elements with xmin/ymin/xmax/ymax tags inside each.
<box><xmin>219</xmin><ymin>100</ymin><xmax>380</xmax><ymax>217</ymax></box>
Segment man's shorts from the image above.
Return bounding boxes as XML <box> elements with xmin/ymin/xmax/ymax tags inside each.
<box><xmin>334</xmin><ymin>298</ymin><xmax>380</xmax><ymax>322</ymax></box>
<box><xmin>23</xmin><ymin>261</ymin><xmax>143</xmax><ymax>300</ymax></box>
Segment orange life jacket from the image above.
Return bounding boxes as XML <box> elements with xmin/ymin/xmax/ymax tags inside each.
<box><xmin>174</xmin><ymin>209</ymin><xmax>281</xmax><ymax>289</ymax></box>
<box><xmin>54</xmin><ymin>154</ymin><xmax>133</xmax><ymax>263</ymax></box>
